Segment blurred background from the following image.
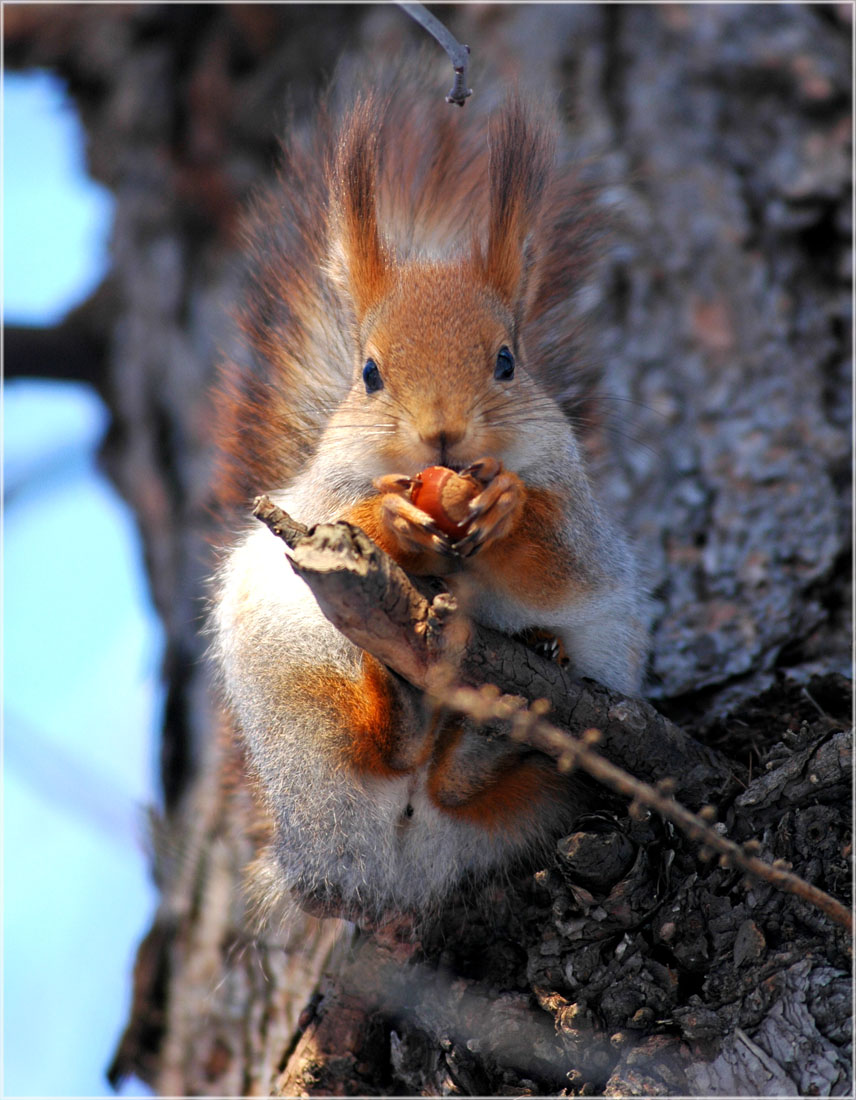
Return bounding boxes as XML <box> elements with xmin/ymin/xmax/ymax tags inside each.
<box><xmin>4</xmin><ymin>70</ymin><xmax>159</xmax><ymax>1096</ymax></box>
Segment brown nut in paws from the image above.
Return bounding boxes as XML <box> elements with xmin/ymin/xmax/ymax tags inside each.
<box><xmin>410</xmin><ymin>466</ymin><xmax>481</xmax><ymax>539</ymax></box>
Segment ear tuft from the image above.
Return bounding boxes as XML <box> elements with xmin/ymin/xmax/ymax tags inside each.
<box><xmin>476</xmin><ymin>97</ymin><xmax>555</xmax><ymax>319</ymax></box>
<box><xmin>328</xmin><ymin>95</ymin><xmax>393</xmax><ymax>325</ymax></box>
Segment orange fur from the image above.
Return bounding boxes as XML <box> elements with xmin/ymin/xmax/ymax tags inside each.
<box><xmin>473</xmin><ymin>487</ymin><xmax>585</xmax><ymax>607</ymax></box>
<box><xmin>426</xmin><ymin>720</ymin><xmax>562</xmax><ymax>832</ymax></box>
<box><xmin>343</xmin><ymin>494</ymin><xmax>453</xmax><ymax>576</ymax></box>
<box><xmin>329</xmin><ymin>94</ymin><xmax>394</xmax><ymax>325</ymax></box>
<box><xmin>477</xmin><ymin>98</ymin><xmax>554</xmax><ymax>322</ymax></box>
<box><xmin>345</xmin><ymin>478</ymin><xmax>584</xmax><ymax>605</ymax></box>
<box><xmin>287</xmin><ymin>656</ymin><xmax>430</xmax><ymax>778</ymax></box>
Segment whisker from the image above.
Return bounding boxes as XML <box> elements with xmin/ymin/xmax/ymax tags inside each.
<box><xmin>322</xmin><ymin>423</ymin><xmax>397</xmax><ymax>432</ymax></box>
<box><xmin>582</xmin><ymin>392</ymin><xmax>669</xmax><ymax>422</ymax></box>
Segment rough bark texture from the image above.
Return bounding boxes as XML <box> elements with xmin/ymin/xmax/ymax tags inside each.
<box><xmin>6</xmin><ymin>4</ymin><xmax>851</xmax><ymax>1096</ymax></box>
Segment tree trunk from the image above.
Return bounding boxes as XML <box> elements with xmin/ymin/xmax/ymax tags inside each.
<box><xmin>7</xmin><ymin>4</ymin><xmax>850</xmax><ymax>1095</ymax></box>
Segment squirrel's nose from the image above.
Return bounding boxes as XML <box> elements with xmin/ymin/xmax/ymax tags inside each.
<box><xmin>419</xmin><ymin>426</ymin><xmax>464</xmax><ymax>463</ymax></box>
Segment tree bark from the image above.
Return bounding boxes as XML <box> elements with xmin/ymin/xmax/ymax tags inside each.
<box><xmin>7</xmin><ymin>4</ymin><xmax>850</xmax><ymax>1096</ymax></box>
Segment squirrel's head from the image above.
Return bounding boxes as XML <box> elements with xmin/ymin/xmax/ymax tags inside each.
<box><xmin>325</xmin><ymin>94</ymin><xmax>569</xmax><ymax>480</ymax></box>
<box><xmin>344</xmin><ymin>262</ymin><xmax>564</xmax><ymax>475</ymax></box>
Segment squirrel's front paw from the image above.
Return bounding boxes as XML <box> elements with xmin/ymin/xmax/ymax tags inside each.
<box><xmin>374</xmin><ymin>475</ymin><xmax>455</xmax><ymax>559</ymax></box>
<box><xmin>453</xmin><ymin>461</ymin><xmax>525</xmax><ymax>558</ymax></box>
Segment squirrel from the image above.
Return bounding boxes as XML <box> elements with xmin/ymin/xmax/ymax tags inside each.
<box><xmin>210</xmin><ymin>63</ymin><xmax>649</xmax><ymax>923</ymax></box>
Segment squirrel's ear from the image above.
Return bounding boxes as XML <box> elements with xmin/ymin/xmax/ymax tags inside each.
<box><xmin>476</xmin><ymin>98</ymin><xmax>553</xmax><ymax>322</ymax></box>
<box><xmin>328</xmin><ymin>97</ymin><xmax>393</xmax><ymax>325</ymax></box>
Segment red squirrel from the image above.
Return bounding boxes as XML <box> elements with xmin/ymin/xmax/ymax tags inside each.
<box><xmin>211</xmin><ymin>67</ymin><xmax>649</xmax><ymax>922</ymax></box>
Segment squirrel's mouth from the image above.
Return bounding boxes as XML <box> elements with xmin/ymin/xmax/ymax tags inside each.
<box><xmin>439</xmin><ymin>452</ymin><xmax>496</xmax><ymax>474</ymax></box>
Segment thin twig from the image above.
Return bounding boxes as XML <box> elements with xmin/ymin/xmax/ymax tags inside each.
<box><xmin>442</xmin><ymin>683</ymin><xmax>854</xmax><ymax>936</ymax></box>
<box><xmin>253</xmin><ymin>495</ymin><xmax>308</xmax><ymax>547</ymax></box>
<box><xmin>399</xmin><ymin>3</ymin><xmax>472</xmax><ymax>105</ymax></box>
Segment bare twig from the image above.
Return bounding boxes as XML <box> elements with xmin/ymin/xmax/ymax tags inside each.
<box><xmin>399</xmin><ymin>3</ymin><xmax>472</xmax><ymax>105</ymax></box>
<box><xmin>253</xmin><ymin>495</ymin><xmax>308</xmax><ymax>546</ymax></box>
<box><xmin>442</xmin><ymin>684</ymin><xmax>853</xmax><ymax>935</ymax></box>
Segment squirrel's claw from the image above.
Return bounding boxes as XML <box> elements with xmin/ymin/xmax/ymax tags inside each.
<box><xmin>462</xmin><ymin>456</ymin><xmax>502</xmax><ymax>485</ymax></box>
<box><xmin>457</xmin><ymin>471</ymin><xmax>525</xmax><ymax>556</ymax></box>
<box><xmin>374</xmin><ymin>473</ymin><xmax>415</xmax><ymax>496</ymax></box>
<box><xmin>433</xmin><ymin>536</ymin><xmax>458</xmax><ymax>558</ymax></box>
<box><xmin>380</xmin><ymin>491</ymin><xmax>453</xmax><ymax>557</ymax></box>
<box><xmin>452</xmin><ymin>527</ymin><xmax>484</xmax><ymax>557</ymax></box>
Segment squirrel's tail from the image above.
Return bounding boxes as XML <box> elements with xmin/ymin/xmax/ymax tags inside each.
<box><xmin>212</xmin><ymin>56</ymin><xmax>600</xmax><ymax>524</ymax></box>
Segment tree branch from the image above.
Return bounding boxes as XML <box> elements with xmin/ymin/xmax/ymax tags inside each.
<box><xmin>253</xmin><ymin>495</ymin><xmax>852</xmax><ymax>935</ymax></box>
<box><xmin>252</xmin><ymin>495</ymin><xmax>737</xmax><ymax>809</ymax></box>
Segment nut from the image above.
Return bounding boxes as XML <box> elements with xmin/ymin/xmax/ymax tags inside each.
<box><xmin>411</xmin><ymin>466</ymin><xmax>480</xmax><ymax>538</ymax></box>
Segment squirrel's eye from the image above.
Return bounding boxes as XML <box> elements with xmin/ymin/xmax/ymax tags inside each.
<box><xmin>494</xmin><ymin>345</ymin><xmax>515</xmax><ymax>380</ymax></box>
<box><xmin>362</xmin><ymin>358</ymin><xmax>383</xmax><ymax>394</ymax></box>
